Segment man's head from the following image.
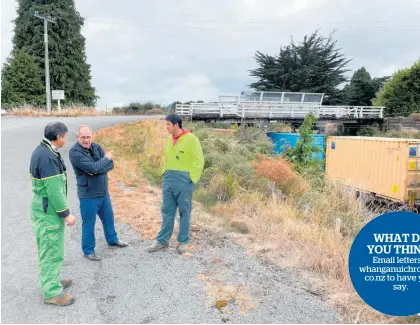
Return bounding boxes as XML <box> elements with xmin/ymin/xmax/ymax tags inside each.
<box><xmin>76</xmin><ymin>125</ymin><xmax>94</xmax><ymax>148</ymax></box>
<box><xmin>44</xmin><ymin>122</ymin><xmax>68</xmax><ymax>149</ymax></box>
<box><xmin>165</xmin><ymin>114</ymin><xmax>183</xmax><ymax>136</ymax></box>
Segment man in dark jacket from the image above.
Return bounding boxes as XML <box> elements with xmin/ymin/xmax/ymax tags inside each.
<box><xmin>30</xmin><ymin>122</ymin><xmax>76</xmax><ymax>306</ymax></box>
<box><xmin>69</xmin><ymin>125</ymin><xmax>128</xmax><ymax>261</ymax></box>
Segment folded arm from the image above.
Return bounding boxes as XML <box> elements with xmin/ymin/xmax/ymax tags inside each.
<box><xmin>96</xmin><ymin>160</ymin><xmax>114</xmax><ymax>175</ymax></box>
<box><xmin>96</xmin><ymin>145</ymin><xmax>114</xmax><ymax>174</ymax></box>
<box><xmin>69</xmin><ymin>148</ymin><xmax>111</xmax><ymax>175</ymax></box>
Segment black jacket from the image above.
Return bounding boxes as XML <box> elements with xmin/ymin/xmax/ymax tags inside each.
<box><xmin>69</xmin><ymin>142</ymin><xmax>114</xmax><ymax>199</ymax></box>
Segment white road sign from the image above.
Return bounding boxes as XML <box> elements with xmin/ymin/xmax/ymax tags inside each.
<box><xmin>52</xmin><ymin>90</ymin><xmax>65</xmax><ymax>100</ymax></box>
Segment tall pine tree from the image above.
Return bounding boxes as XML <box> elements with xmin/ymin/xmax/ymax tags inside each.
<box><xmin>3</xmin><ymin>0</ymin><xmax>97</xmax><ymax>107</ymax></box>
<box><xmin>340</xmin><ymin>68</ymin><xmax>391</xmax><ymax>106</ymax></box>
<box><xmin>346</xmin><ymin>67</ymin><xmax>375</xmax><ymax>106</ymax></box>
<box><xmin>1</xmin><ymin>50</ymin><xmax>45</xmax><ymax>108</ymax></box>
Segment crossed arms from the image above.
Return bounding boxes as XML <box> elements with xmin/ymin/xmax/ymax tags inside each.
<box><xmin>69</xmin><ymin>145</ymin><xmax>114</xmax><ymax>176</ymax></box>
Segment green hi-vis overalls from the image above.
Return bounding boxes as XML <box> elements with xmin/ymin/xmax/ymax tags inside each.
<box><xmin>29</xmin><ymin>139</ymin><xmax>70</xmax><ymax>299</ymax></box>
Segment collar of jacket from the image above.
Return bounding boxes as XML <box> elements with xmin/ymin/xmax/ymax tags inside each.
<box><xmin>75</xmin><ymin>141</ymin><xmax>94</xmax><ymax>153</ymax></box>
<box><xmin>41</xmin><ymin>139</ymin><xmax>59</xmax><ymax>154</ymax></box>
<box><xmin>41</xmin><ymin>139</ymin><xmax>67</xmax><ymax>172</ymax></box>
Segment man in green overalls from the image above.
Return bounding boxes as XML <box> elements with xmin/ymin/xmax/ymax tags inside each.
<box><xmin>29</xmin><ymin>122</ymin><xmax>76</xmax><ymax>306</ymax></box>
<box><xmin>148</xmin><ymin>114</ymin><xmax>204</xmax><ymax>254</ymax></box>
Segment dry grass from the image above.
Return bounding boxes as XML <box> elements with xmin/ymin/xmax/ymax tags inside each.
<box><xmin>7</xmin><ymin>104</ymin><xmax>103</xmax><ymax>117</ymax></box>
<box><xmin>409</xmin><ymin>112</ymin><xmax>420</xmax><ymax>120</ymax></box>
<box><xmin>5</xmin><ymin>104</ymin><xmax>166</xmax><ymax>117</ymax></box>
<box><xmin>324</xmin><ymin>122</ymin><xmax>339</xmax><ymax>135</ymax></box>
<box><xmin>252</xmin><ymin>153</ymin><xmax>310</xmax><ymax>196</ymax></box>
<box><xmin>94</xmin><ymin>120</ymin><xmax>167</xmax><ymax>239</ymax></box>
<box><xmin>212</xmin><ymin>192</ymin><xmax>351</xmax><ymax>272</ymax></box>
<box><xmin>208</xmin><ymin>128</ymin><xmax>237</xmax><ymax>135</ymax></box>
<box><xmin>266</xmin><ymin>122</ymin><xmax>293</xmax><ymax>132</ymax></box>
<box><xmin>209</xmin><ymin>188</ymin><xmax>403</xmax><ymax>323</ymax></box>
<box><xmin>375</xmin><ymin>129</ymin><xmax>420</xmax><ymax>139</ymax></box>
<box><xmin>94</xmin><ymin>120</ymin><xmax>417</xmax><ymax>324</ymax></box>
<box><xmin>143</xmin><ymin>107</ymin><xmax>166</xmax><ymax>115</ymax></box>
<box><xmin>95</xmin><ymin>119</ymin><xmax>166</xmax><ymax>183</ymax></box>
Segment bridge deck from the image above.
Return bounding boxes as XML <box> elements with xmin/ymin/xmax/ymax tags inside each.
<box><xmin>176</xmin><ymin>101</ymin><xmax>384</xmax><ymax>120</ymax></box>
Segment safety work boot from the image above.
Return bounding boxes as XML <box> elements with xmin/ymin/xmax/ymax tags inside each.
<box><xmin>60</xmin><ymin>279</ymin><xmax>72</xmax><ymax>289</ymax></box>
<box><xmin>44</xmin><ymin>293</ymin><xmax>75</xmax><ymax>306</ymax></box>
<box><xmin>176</xmin><ymin>242</ymin><xmax>189</xmax><ymax>254</ymax></box>
<box><xmin>147</xmin><ymin>241</ymin><xmax>169</xmax><ymax>253</ymax></box>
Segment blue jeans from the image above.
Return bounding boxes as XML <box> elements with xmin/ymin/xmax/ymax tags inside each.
<box><xmin>79</xmin><ymin>194</ymin><xmax>119</xmax><ymax>255</ymax></box>
<box><xmin>157</xmin><ymin>171</ymin><xmax>195</xmax><ymax>245</ymax></box>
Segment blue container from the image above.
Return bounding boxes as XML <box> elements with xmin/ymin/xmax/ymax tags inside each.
<box><xmin>266</xmin><ymin>132</ymin><xmax>326</xmax><ymax>161</ymax></box>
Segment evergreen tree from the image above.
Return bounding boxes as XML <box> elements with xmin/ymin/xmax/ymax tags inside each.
<box><xmin>348</xmin><ymin>67</ymin><xmax>374</xmax><ymax>105</ymax></box>
<box><xmin>371</xmin><ymin>76</ymin><xmax>391</xmax><ymax>96</ymax></box>
<box><xmin>373</xmin><ymin>59</ymin><xmax>420</xmax><ymax>116</ymax></box>
<box><xmin>3</xmin><ymin>0</ymin><xmax>97</xmax><ymax>107</ymax></box>
<box><xmin>249</xmin><ymin>31</ymin><xmax>351</xmax><ymax>104</ymax></box>
<box><xmin>341</xmin><ymin>67</ymin><xmax>391</xmax><ymax>106</ymax></box>
<box><xmin>1</xmin><ymin>51</ymin><xmax>45</xmax><ymax>109</ymax></box>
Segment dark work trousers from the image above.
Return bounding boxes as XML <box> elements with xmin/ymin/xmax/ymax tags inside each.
<box><xmin>157</xmin><ymin>170</ymin><xmax>195</xmax><ymax>245</ymax></box>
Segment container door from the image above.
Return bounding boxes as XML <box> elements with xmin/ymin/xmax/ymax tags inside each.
<box><xmin>405</xmin><ymin>143</ymin><xmax>420</xmax><ymax>206</ymax></box>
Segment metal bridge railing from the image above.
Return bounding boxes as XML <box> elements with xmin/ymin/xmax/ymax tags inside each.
<box><xmin>175</xmin><ymin>101</ymin><xmax>384</xmax><ymax>119</ymax></box>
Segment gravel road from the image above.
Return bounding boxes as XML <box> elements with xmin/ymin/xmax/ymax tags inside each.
<box><xmin>1</xmin><ymin>116</ymin><xmax>341</xmax><ymax>324</ymax></box>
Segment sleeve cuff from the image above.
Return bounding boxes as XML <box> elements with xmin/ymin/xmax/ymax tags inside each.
<box><xmin>57</xmin><ymin>208</ymin><xmax>70</xmax><ymax>218</ymax></box>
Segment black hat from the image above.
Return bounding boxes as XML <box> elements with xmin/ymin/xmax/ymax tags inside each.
<box><xmin>165</xmin><ymin>114</ymin><xmax>183</xmax><ymax>128</ymax></box>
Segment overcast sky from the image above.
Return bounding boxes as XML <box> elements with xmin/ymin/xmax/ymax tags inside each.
<box><xmin>1</xmin><ymin>0</ymin><xmax>420</xmax><ymax>109</ymax></box>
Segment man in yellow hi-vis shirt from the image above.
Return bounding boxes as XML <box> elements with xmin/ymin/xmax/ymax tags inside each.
<box><xmin>149</xmin><ymin>114</ymin><xmax>204</xmax><ymax>254</ymax></box>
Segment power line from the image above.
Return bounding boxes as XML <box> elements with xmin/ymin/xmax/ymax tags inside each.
<box><xmin>85</xmin><ymin>15</ymin><xmax>420</xmax><ymax>25</ymax></box>
<box><xmin>84</xmin><ymin>17</ymin><xmax>420</xmax><ymax>32</ymax></box>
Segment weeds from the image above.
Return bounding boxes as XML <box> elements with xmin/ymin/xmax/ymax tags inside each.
<box><xmin>112</xmin><ymin>101</ymin><xmax>165</xmax><ymax>115</ymax></box>
<box><xmin>283</xmin><ymin>113</ymin><xmax>323</xmax><ymax>172</ymax></box>
<box><xmin>374</xmin><ymin>129</ymin><xmax>420</xmax><ymax>139</ymax></box>
<box><xmin>95</xmin><ymin>119</ymin><xmax>407</xmax><ymax>324</ymax></box>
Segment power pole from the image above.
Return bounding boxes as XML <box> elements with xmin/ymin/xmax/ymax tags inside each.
<box><xmin>34</xmin><ymin>11</ymin><xmax>55</xmax><ymax>114</ymax></box>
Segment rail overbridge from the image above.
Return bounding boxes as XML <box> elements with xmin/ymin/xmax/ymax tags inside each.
<box><xmin>175</xmin><ymin>90</ymin><xmax>385</xmax><ymax>134</ymax></box>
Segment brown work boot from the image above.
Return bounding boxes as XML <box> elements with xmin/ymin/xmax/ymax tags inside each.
<box><xmin>60</xmin><ymin>279</ymin><xmax>72</xmax><ymax>289</ymax></box>
<box><xmin>44</xmin><ymin>293</ymin><xmax>75</xmax><ymax>306</ymax></box>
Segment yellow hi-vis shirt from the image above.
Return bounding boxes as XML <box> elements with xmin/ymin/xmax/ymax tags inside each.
<box><xmin>162</xmin><ymin>132</ymin><xmax>204</xmax><ymax>184</ymax></box>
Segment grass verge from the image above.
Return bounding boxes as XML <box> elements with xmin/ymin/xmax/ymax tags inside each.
<box><xmin>95</xmin><ymin>119</ymin><xmax>418</xmax><ymax>324</ymax></box>
<box><xmin>6</xmin><ymin>104</ymin><xmax>102</xmax><ymax>117</ymax></box>
<box><xmin>4</xmin><ymin>104</ymin><xmax>166</xmax><ymax>117</ymax></box>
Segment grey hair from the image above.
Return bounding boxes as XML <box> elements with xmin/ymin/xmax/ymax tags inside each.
<box><xmin>44</xmin><ymin>122</ymin><xmax>68</xmax><ymax>141</ymax></box>
<box><xmin>76</xmin><ymin>125</ymin><xmax>93</xmax><ymax>136</ymax></box>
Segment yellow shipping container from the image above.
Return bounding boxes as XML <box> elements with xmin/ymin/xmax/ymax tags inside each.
<box><xmin>325</xmin><ymin>136</ymin><xmax>420</xmax><ymax>206</ymax></box>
